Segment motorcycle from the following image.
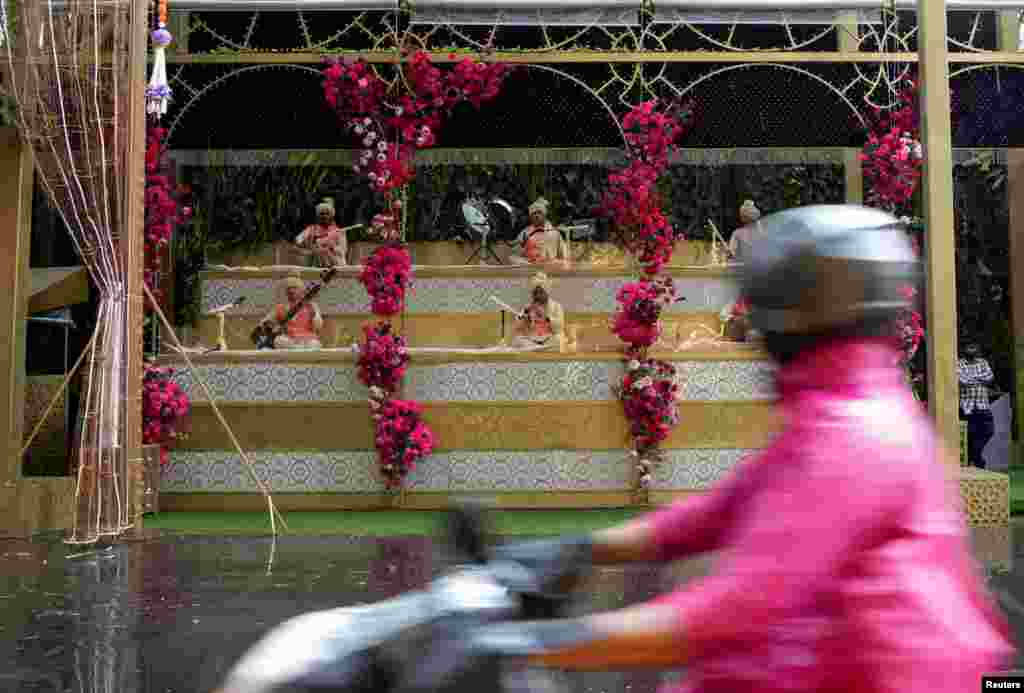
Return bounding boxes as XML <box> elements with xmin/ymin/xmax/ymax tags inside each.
<box><xmin>218</xmin><ymin>504</ymin><xmax>592</xmax><ymax>693</ymax></box>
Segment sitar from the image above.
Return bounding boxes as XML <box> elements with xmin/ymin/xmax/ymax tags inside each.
<box><xmin>251</xmin><ymin>267</ymin><xmax>339</xmax><ymax>350</ymax></box>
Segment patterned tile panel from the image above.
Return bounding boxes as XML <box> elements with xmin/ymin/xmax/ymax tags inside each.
<box><xmin>171</xmin><ymin>361</ymin><xmax>775</xmax><ymax>402</ymax></box>
<box><xmin>163</xmin><ymin>448</ymin><xmax>756</xmax><ymax>493</ymax></box>
<box><xmin>203</xmin><ymin>276</ymin><xmax>740</xmax><ymax>316</ymax></box>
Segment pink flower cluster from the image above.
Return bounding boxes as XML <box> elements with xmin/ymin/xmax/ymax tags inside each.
<box><xmin>369</xmin><ymin>394</ymin><xmax>436</xmax><ymax>489</ymax></box>
<box><xmin>357</xmin><ymin>321</ymin><xmax>410</xmax><ymax>393</ymax></box>
<box><xmin>860</xmin><ymin>80</ymin><xmax>922</xmax><ymax>211</ymax></box>
<box><xmin>142</xmin><ymin>363</ymin><xmax>190</xmax><ymax>466</ymax></box>
<box><xmin>894</xmin><ymin>286</ymin><xmax>924</xmax><ymax>366</ymax></box>
<box><xmin>359</xmin><ymin>244</ymin><xmax>413</xmax><ymax>316</ymax></box>
<box><xmin>611</xmin><ymin>277</ymin><xmax>678</xmax><ymax>351</ymax></box>
<box><xmin>144</xmin><ymin>125</ymin><xmax>190</xmax><ymax>304</ymax></box>
<box><xmin>618</xmin><ymin>359</ymin><xmax>680</xmax><ymax>453</ymax></box>
<box><xmin>598</xmin><ymin>100</ymin><xmax>695</xmax><ymax>275</ymax></box>
<box><xmin>322</xmin><ymin>51</ymin><xmax>511</xmax><ymax>194</ymax></box>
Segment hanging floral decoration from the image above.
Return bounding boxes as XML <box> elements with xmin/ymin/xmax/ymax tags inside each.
<box><xmin>611</xmin><ymin>277</ymin><xmax>679</xmax><ymax>354</ymax></box>
<box><xmin>613</xmin><ymin>359</ymin><xmax>681</xmax><ymax>495</ymax></box>
<box><xmin>597</xmin><ymin>99</ymin><xmax>696</xmax><ymax>275</ymax></box>
<box><xmin>369</xmin><ymin>390</ymin><xmax>436</xmax><ymax>490</ymax></box>
<box><xmin>322</xmin><ymin>51</ymin><xmax>512</xmax><ymax>194</ymax></box>
<box><xmin>860</xmin><ymin>79</ymin><xmax>923</xmax><ymax>213</ymax></box>
<box><xmin>142</xmin><ymin>363</ymin><xmax>190</xmax><ymax>466</ymax></box>
<box><xmin>359</xmin><ymin>242</ymin><xmax>414</xmax><ymax>316</ymax></box>
<box><xmin>357</xmin><ymin>322</ymin><xmax>410</xmax><ymax>394</ymax></box>
<box><xmin>144</xmin><ymin>124</ymin><xmax>190</xmax><ymax>305</ymax></box>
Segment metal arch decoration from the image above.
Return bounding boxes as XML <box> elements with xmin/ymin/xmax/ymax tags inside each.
<box><xmin>950</xmin><ymin>62</ymin><xmax>1024</xmax><ymax>80</ymax></box>
<box><xmin>187</xmin><ymin>9</ymin><xmax>398</xmax><ymax>53</ymax></box>
<box><xmin>518</xmin><ymin>63</ymin><xmax>629</xmax><ymax>144</ymax></box>
<box><xmin>165</xmin><ymin>64</ymin><xmax>324</xmax><ymax>143</ymax></box>
<box><xmin>656</xmin><ymin>63</ymin><xmax>869</xmax><ymax>129</ymax></box>
<box><xmin>163</xmin><ymin>61</ymin><xmax>629</xmax><ymax>152</ymax></box>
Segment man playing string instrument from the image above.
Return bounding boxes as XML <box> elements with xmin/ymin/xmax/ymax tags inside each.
<box><xmin>295</xmin><ymin>197</ymin><xmax>347</xmax><ymax>267</ymax></box>
<box><xmin>510</xmin><ymin>197</ymin><xmax>569</xmax><ymax>265</ymax></box>
<box><xmin>512</xmin><ymin>272</ymin><xmax>565</xmax><ymax>349</ymax></box>
<box><xmin>259</xmin><ymin>275</ymin><xmax>324</xmax><ymax>350</ymax></box>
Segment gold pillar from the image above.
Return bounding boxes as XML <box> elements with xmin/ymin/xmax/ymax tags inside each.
<box><xmin>843</xmin><ymin>148</ymin><xmax>863</xmax><ymax>204</ymax></box>
<box><xmin>997</xmin><ymin>11</ymin><xmax>1020</xmax><ymax>53</ymax></box>
<box><xmin>1007</xmin><ymin>150</ymin><xmax>1024</xmax><ymax>468</ymax></box>
<box><xmin>121</xmin><ymin>0</ymin><xmax>148</xmax><ymax>526</ymax></box>
<box><xmin>917</xmin><ymin>0</ymin><xmax>960</xmax><ymax>455</ymax></box>
<box><xmin>0</xmin><ymin>130</ymin><xmax>75</xmax><ymax>536</ymax></box>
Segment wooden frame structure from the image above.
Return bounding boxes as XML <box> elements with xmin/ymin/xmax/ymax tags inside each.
<box><xmin>1</xmin><ymin>0</ymin><xmax>1021</xmax><ymax>535</ymax></box>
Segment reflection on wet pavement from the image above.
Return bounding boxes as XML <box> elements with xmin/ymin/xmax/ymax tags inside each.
<box><xmin>0</xmin><ymin>526</ymin><xmax>1020</xmax><ymax>692</ymax></box>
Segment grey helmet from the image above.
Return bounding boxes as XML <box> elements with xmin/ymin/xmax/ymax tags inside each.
<box><xmin>741</xmin><ymin>205</ymin><xmax>919</xmax><ymax>337</ymax></box>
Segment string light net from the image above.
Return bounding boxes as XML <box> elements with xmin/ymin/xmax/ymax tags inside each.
<box><xmin>1</xmin><ymin>0</ymin><xmax>142</xmax><ymax>543</ymax></box>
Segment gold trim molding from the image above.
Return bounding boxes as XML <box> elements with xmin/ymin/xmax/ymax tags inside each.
<box><xmin>178</xmin><ymin>400</ymin><xmax>779</xmax><ymax>451</ymax></box>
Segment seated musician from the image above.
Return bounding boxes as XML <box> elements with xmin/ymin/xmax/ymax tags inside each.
<box><xmin>510</xmin><ymin>197</ymin><xmax>569</xmax><ymax>265</ymax></box>
<box><xmin>295</xmin><ymin>198</ymin><xmax>347</xmax><ymax>267</ymax></box>
<box><xmin>726</xmin><ymin>199</ymin><xmax>763</xmax><ymax>263</ymax></box>
<box><xmin>259</xmin><ymin>275</ymin><xmax>324</xmax><ymax>349</ymax></box>
<box><xmin>512</xmin><ymin>272</ymin><xmax>565</xmax><ymax>350</ymax></box>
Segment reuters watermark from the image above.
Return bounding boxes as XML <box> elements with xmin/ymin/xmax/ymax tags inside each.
<box><xmin>984</xmin><ymin>674</ymin><xmax>1024</xmax><ymax>690</ymax></box>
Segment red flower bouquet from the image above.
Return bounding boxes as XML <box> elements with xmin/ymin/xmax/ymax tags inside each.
<box><xmin>370</xmin><ymin>395</ymin><xmax>436</xmax><ymax>489</ymax></box>
<box><xmin>894</xmin><ymin>286</ymin><xmax>924</xmax><ymax>366</ymax></box>
<box><xmin>612</xmin><ymin>277</ymin><xmax>678</xmax><ymax>350</ymax></box>
<box><xmin>357</xmin><ymin>321</ymin><xmax>410</xmax><ymax>393</ymax></box>
<box><xmin>323</xmin><ymin>51</ymin><xmax>511</xmax><ymax>194</ymax></box>
<box><xmin>360</xmin><ymin>244</ymin><xmax>413</xmax><ymax>316</ymax></box>
<box><xmin>142</xmin><ymin>363</ymin><xmax>191</xmax><ymax>466</ymax></box>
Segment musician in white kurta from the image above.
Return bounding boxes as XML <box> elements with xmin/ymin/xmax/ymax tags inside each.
<box><xmin>511</xmin><ymin>272</ymin><xmax>565</xmax><ymax>350</ymax></box>
<box><xmin>510</xmin><ymin>198</ymin><xmax>569</xmax><ymax>265</ymax></box>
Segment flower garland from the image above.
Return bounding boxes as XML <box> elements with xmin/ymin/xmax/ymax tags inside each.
<box><xmin>611</xmin><ymin>277</ymin><xmax>678</xmax><ymax>354</ymax></box>
<box><xmin>368</xmin><ymin>391</ymin><xmax>435</xmax><ymax>490</ymax></box>
<box><xmin>322</xmin><ymin>51</ymin><xmax>511</xmax><ymax>195</ymax></box>
<box><xmin>860</xmin><ymin>79</ymin><xmax>922</xmax><ymax>213</ymax></box>
<box><xmin>598</xmin><ymin>99</ymin><xmax>695</xmax><ymax>275</ymax></box>
<box><xmin>142</xmin><ymin>363</ymin><xmax>191</xmax><ymax>466</ymax></box>
<box><xmin>359</xmin><ymin>242</ymin><xmax>413</xmax><ymax>316</ymax></box>
<box><xmin>357</xmin><ymin>321</ymin><xmax>410</xmax><ymax>394</ymax></box>
<box><xmin>615</xmin><ymin>359</ymin><xmax>681</xmax><ymax>495</ymax></box>
<box><xmin>144</xmin><ymin>124</ymin><xmax>190</xmax><ymax>305</ymax></box>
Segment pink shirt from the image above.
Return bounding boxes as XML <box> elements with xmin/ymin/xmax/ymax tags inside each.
<box><xmin>646</xmin><ymin>339</ymin><xmax>1014</xmax><ymax>693</ymax></box>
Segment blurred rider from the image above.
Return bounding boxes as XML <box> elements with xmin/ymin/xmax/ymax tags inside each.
<box><xmin>470</xmin><ymin>205</ymin><xmax>1016</xmax><ymax>692</ymax></box>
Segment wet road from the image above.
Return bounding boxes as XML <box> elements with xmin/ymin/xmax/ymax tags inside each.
<box><xmin>0</xmin><ymin>526</ymin><xmax>1020</xmax><ymax>693</ymax></box>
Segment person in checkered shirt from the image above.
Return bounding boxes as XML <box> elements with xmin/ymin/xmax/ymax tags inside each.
<box><xmin>958</xmin><ymin>341</ymin><xmax>995</xmax><ymax>468</ymax></box>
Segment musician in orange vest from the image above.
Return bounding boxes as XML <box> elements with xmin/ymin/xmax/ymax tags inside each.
<box><xmin>259</xmin><ymin>274</ymin><xmax>324</xmax><ymax>349</ymax></box>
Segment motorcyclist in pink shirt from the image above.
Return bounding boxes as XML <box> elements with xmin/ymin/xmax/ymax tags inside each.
<box><xmin>469</xmin><ymin>205</ymin><xmax>1016</xmax><ymax>692</ymax></box>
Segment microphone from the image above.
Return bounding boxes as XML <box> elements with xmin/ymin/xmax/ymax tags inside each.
<box><xmin>207</xmin><ymin>296</ymin><xmax>247</xmax><ymax>315</ymax></box>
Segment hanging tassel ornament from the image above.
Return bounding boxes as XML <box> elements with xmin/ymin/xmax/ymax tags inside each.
<box><xmin>146</xmin><ymin>0</ymin><xmax>172</xmax><ymax>118</ymax></box>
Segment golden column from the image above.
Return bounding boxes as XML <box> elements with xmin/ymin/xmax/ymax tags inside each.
<box><xmin>916</xmin><ymin>0</ymin><xmax>960</xmax><ymax>455</ymax></box>
<box><xmin>120</xmin><ymin>0</ymin><xmax>149</xmax><ymax>527</ymax></box>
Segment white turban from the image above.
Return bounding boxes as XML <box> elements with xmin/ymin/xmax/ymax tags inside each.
<box><xmin>285</xmin><ymin>274</ymin><xmax>305</xmax><ymax>290</ymax></box>
<box><xmin>316</xmin><ymin>197</ymin><xmax>335</xmax><ymax>215</ymax></box>
<box><xmin>528</xmin><ymin>198</ymin><xmax>549</xmax><ymax>215</ymax></box>
<box><xmin>530</xmin><ymin>272</ymin><xmax>552</xmax><ymax>291</ymax></box>
<box><xmin>739</xmin><ymin>200</ymin><xmax>760</xmax><ymax>222</ymax></box>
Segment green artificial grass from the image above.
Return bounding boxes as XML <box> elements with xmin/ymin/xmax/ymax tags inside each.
<box><xmin>1010</xmin><ymin>466</ymin><xmax>1023</xmax><ymax>516</ymax></box>
<box><xmin>142</xmin><ymin>509</ymin><xmax>643</xmax><ymax>536</ymax></box>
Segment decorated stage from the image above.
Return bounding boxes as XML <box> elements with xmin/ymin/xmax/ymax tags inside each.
<box><xmin>194</xmin><ymin>264</ymin><xmax>737</xmax><ymax>350</ymax></box>
<box><xmin>156</xmin><ymin>347</ymin><xmax>1010</xmax><ymax>527</ymax></box>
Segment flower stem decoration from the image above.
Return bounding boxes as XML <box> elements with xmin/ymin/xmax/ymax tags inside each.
<box><xmin>359</xmin><ymin>242</ymin><xmax>414</xmax><ymax>316</ymax></box>
<box><xmin>142</xmin><ymin>362</ymin><xmax>191</xmax><ymax>467</ymax></box>
<box><xmin>615</xmin><ymin>359</ymin><xmax>681</xmax><ymax>500</ymax></box>
<box><xmin>369</xmin><ymin>390</ymin><xmax>435</xmax><ymax>490</ymax></box>
<box><xmin>357</xmin><ymin>321</ymin><xmax>410</xmax><ymax>394</ymax></box>
<box><xmin>860</xmin><ymin>79</ymin><xmax>922</xmax><ymax>214</ymax></box>
<box><xmin>144</xmin><ymin>123</ymin><xmax>190</xmax><ymax>306</ymax></box>
<box><xmin>598</xmin><ymin>99</ymin><xmax>695</xmax><ymax>275</ymax></box>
